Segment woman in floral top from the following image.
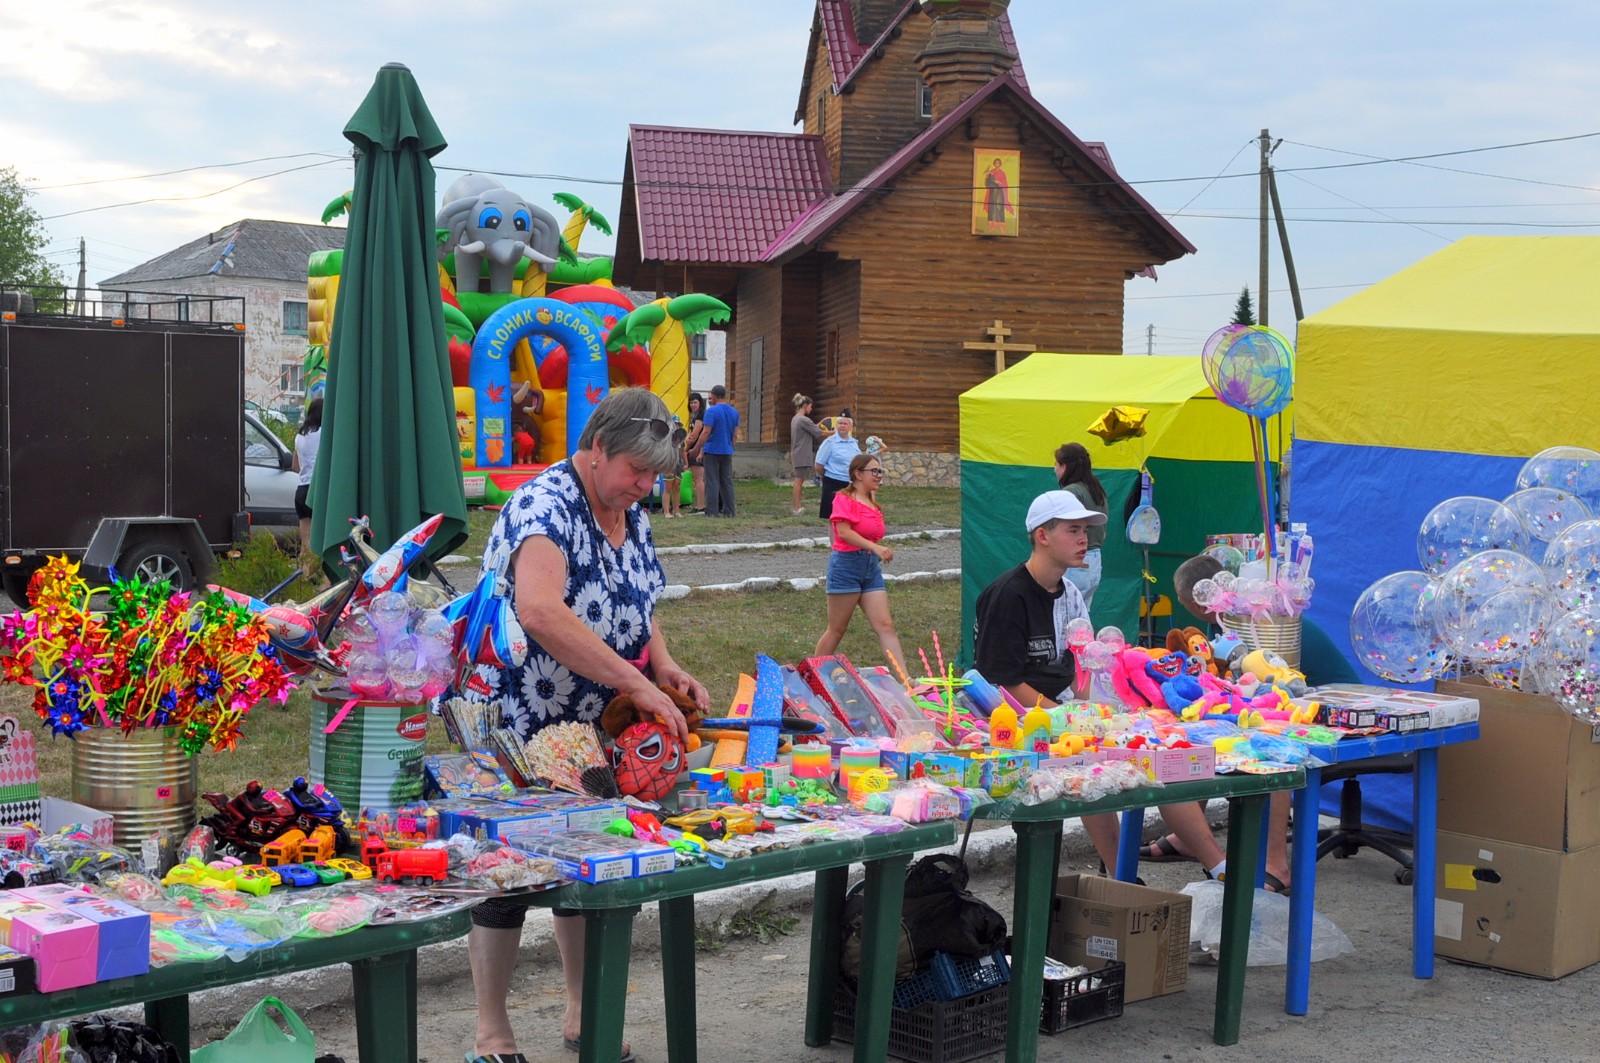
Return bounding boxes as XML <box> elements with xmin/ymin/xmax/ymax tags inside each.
<box><xmin>466</xmin><ymin>388</ymin><xmax>707</xmax><ymax>1063</ymax></box>
<box><xmin>813</xmin><ymin>451</ymin><xmax>907</xmax><ymax>677</ymax></box>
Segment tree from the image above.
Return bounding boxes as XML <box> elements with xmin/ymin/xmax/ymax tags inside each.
<box><xmin>0</xmin><ymin>167</ymin><xmax>66</xmax><ymax>296</ymax></box>
<box><xmin>1231</xmin><ymin>286</ymin><xmax>1256</xmax><ymax>326</ymax></box>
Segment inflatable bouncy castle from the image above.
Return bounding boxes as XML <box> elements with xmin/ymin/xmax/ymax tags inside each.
<box><xmin>305</xmin><ymin>176</ymin><xmax>729</xmax><ymax>505</ymax></box>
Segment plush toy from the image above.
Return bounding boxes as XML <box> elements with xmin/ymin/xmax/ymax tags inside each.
<box><xmin>1239</xmin><ymin>649</ymin><xmax>1309</xmax><ymax>698</ymax></box>
<box><xmin>1166</xmin><ymin>627</ymin><xmax>1219</xmax><ymax>677</ymax></box>
<box><xmin>1111</xmin><ymin>647</ymin><xmax>1160</xmax><ymax>708</ymax></box>
<box><xmin>600</xmin><ymin>685</ymin><xmax>704</xmax><ymax>802</ymax></box>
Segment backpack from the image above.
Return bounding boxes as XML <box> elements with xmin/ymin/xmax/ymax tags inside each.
<box><xmin>838</xmin><ymin>853</ymin><xmax>1007</xmax><ymax>985</ymax></box>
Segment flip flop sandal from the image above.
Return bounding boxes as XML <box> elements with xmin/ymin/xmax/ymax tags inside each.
<box><xmin>1142</xmin><ymin>834</ymin><xmax>1197</xmax><ymax>863</ymax></box>
<box><xmin>1203</xmin><ymin>868</ymin><xmax>1291</xmax><ymax>896</ymax></box>
<box><xmin>467</xmin><ymin>1054</ymin><xmax>529</xmax><ymax>1063</ymax></box>
<box><xmin>564</xmin><ymin>1038</ymin><xmax>637</xmax><ymax>1063</ymax></box>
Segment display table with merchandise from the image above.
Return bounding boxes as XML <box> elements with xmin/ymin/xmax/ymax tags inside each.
<box><xmin>526</xmin><ymin>820</ymin><xmax>956</xmax><ymax>1063</ymax></box>
<box><xmin>1286</xmin><ymin>722</ymin><xmax>1479</xmax><ymax>1015</ymax></box>
<box><xmin>972</xmin><ymin>769</ymin><xmax>1307</xmax><ymax>1059</ymax></box>
<box><xmin>0</xmin><ymin>906</ymin><xmax>471</xmax><ymax>1062</ymax></box>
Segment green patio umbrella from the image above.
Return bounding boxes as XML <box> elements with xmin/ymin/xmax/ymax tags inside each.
<box><xmin>310</xmin><ymin>62</ymin><xmax>467</xmax><ymax>572</ymax></box>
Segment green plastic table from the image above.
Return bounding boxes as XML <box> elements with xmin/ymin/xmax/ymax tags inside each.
<box><xmin>528</xmin><ymin>820</ymin><xmax>956</xmax><ymax>1063</ymax></box>
<box><xmin>0</xmin><ymin>907</ymin><xmax>472</xmax><ymax>1062</ymax></box>
<box><xmin>972</xmin><ymin>769</ymin><xmax>1306</xmax><ymax>1060</ymax></box>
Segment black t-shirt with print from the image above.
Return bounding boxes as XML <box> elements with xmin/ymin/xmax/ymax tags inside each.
<box><xmin>972</xmin><ymin>563</ymin><xmax>1077</xmax><ymax>698</ymax></box>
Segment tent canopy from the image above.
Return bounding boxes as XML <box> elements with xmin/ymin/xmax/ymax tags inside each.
<box><xmin>1293</xmin><ymin>235</ymin><xmax>1600</xmax><ymax>686</ymax></box>
<box><xmin>960</xmin><ymin>353</ymin><xmax>1287</xmax><ymax>662</ymax></box>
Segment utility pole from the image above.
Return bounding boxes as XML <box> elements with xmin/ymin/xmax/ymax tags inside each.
<box><xmin>1258</xmin><ymin>129</ymin><xmax>1271</xmax><ymax>328</ymax></box>
<box><xmin>74</xmin><ymin>238</ymin><xmax>87</xmax><ymax>316</ymax></box>
<box><xmin>1267</xmin><ymin>168</ymin><xmax>1305</xmax><ymax>322</ymax></box>
<box><xmin>1146</xmin><ymin>324</ymin><xmax>1154</xmax><ymax>356</ymax></box>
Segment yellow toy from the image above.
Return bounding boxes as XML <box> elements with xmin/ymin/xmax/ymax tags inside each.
<box><xmin>326</xmin><ymin>857</ymin><xmax>373</xmax><ymax>881</ymax></box>
<box><xmin>260</xmin><ymin>829</ymin><xmax>306</xmax><ymax>868</ymax></box>
<box><xmin>300</xmin><ymin>825</ymin><xmax>338</xmax><ymax>863</ymax></box>
<box><xmin>988</xmin><ymin>705</ymin><xmax>1018</xmax><ymax>748</ymax></box>
<box><xmin>1017</xmin><ymin>708</ymin><xmax>1052</xmax><ymax>754</ymax></box>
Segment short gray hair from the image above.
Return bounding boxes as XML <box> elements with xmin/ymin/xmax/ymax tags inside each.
<box><xmin>578</xmin><ymin>388</ymin><xmax>681</xmax><ymax>473</ymax></box>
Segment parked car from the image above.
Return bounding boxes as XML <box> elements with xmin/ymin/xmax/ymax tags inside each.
<box><xmin>244</xmin><ymin>409</ymin><xmax>300</xmax><ymax>528</ymax></box>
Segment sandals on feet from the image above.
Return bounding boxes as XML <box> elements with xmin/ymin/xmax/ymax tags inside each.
<box><xmin>1202</xmin><ymin>868</ymin><xmax>1291</xmax><ymax>896</ymax></box>
<box><xmin>468</xmin><ymin>1054</ymin><xmax>529</xmax><ymax>1063</ymax></box>
<box><xmin>564</xmin><ymin>1037</ymin><xmax>637</xmax><ymax>1063</ymax></box>
<box><xmin>1142</xmin><ymin>834</ymin><xmax>1196</xmax><ymax>863</ymax></box>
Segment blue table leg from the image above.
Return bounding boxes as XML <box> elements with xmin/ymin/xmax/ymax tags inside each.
<box><xmin>1413</xmin><ymin>748</ymin><xmax>1439</xmax><ymax>979</ymax></box>
<box><xmin>1256</xmin><ymin>808</ymin><xmax>1272</xmax><ymax>888</ymax></box>
<box><xmin>1115</xmin><ymin>807</ymin><xmax>1142</xmax><ymax>881</ymax></box>
<box><xmin>1285</xmin><ymin>764</ymin><xmax>1321</xmax><ymax>1015</ymax></box>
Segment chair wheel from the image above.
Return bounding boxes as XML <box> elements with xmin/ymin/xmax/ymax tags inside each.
<box><xmin>1395</xmin><ymin>867</ymin><xmax>1414</xmax><ymax>886</ymax></box>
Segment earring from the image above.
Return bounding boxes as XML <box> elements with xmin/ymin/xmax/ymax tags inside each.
<box><xmin>591</xmin><ymin>459</ymin><xmax>599</xmax><ymax>469</ymax></box>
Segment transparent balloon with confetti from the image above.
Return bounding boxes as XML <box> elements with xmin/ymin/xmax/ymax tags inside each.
<box><xmin>1416</xmin><ymin>497</ymin><xmax>1531</xmax><ymax>576</ymax></box>
<box><xmin>1433</xmin><ymin>550</ymin><xmax>1547</xmax><ymax>660</ymax></box>
<box><xmin>1517</xmin><ymin>446</ymin><xmax>1600</xmax><ymax>513</ymax></box>
<box><xmin>1503</xmin><ymin>486</ymin><xmax>1592</xmax><ymax>546</ymax></box>
<box><xmin>1542</xmin><ymin>518</ymin><xmax>1600</xmax><ymax>612</ymax></box>
<box><xmin>1539</xmin><ymin>606</ymin><xmax>1600</xmax><ymax>722</ymax></box>
<box><xmin>1349</xmin><ymin>570</ymin><xmax>1453</xmax><ymax>684</ymax></box>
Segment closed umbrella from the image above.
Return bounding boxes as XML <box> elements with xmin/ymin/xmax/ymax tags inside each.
<box><xmin>310</xmin><ymin>62</ymin><xmax>467</xmax><ymax>574</ymax></box>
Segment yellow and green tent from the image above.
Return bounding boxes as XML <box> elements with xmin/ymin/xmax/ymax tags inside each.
<box><xmin>959</xmin><ymin>353</ymin><xmax>1290</xmax><ymax>661</ymax></box>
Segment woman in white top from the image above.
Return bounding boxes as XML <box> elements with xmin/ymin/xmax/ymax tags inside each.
<box><xmin>292</xmin><ymin>397</ymin><xmax>323</xmax><ymax>577</ymax></box>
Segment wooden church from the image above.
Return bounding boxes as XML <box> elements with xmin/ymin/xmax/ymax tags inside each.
<box><xmin>611</xmin><ymin>0</ymin><xmax>1194</xmax><ymax>466</ymax></box>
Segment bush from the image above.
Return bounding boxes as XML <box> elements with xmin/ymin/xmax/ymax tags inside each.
<box><xmin>217</xmin><ymin>531</ymin><xmax>324</xmax><ymax>601</ymax></box>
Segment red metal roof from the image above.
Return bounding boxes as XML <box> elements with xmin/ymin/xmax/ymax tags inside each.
<box><xmin>761</xmin><ymin>75</ymin><xmax>1193</xmax><ymax>264</ymax></box>
<box><xmin>626</xmin><ymin>125</ymin><xmax>833</xmax><ymax>263</ymax></box>
<box><xmin>818</xmin><ymin>1</ymin><xmax>1029</xmax><ymax>94</ymax></box>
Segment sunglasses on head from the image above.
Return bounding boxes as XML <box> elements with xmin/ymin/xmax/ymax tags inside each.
<box><xmin>630</xmin><ymin>416</ymin><xmax>686</xmax><ymax>445</ymax></box>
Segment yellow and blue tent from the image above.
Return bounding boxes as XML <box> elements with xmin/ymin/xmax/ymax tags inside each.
<box><xmin>1293</xmin><ymin>235</ymin><xmax>1600</xmax><ymax>673</ymax></box>
<box><xmin>959</xmin><ymin>353</ymin><xmax>1289</xmax><ymax>661</ymax></box>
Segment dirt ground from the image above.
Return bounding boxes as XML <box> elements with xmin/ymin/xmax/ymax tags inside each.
<box><xmin>191</xmin><ymin>815</ymin><xmax>1600</xmax><ymax>1063</ymax></box>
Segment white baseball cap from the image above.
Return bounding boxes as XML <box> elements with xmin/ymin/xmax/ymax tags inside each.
<box><xmin>1025</xmin><ymin>490</ymin><xmax>1108</xmax><ymax>532</ymax></box>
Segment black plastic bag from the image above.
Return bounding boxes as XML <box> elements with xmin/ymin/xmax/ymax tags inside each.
<box><xmin>839</xmin><ymin>853</ymin><xmax>1007</xmax><ymax>984</ymax></box>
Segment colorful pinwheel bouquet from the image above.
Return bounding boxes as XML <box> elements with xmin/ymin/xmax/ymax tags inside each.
<box><xmin>0</xmin><ymin>557</ymin><xmax>298</xmax><ymax>753</ymax></box>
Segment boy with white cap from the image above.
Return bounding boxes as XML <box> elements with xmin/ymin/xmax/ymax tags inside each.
<box><xmin>974</xmin><ymin>491</ymin><xmax>1229</xmax><ymax>882</ymax></box>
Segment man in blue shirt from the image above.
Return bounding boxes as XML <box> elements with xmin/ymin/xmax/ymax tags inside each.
<box><xmin>696</xmin><ymin>384</ymin><xmax>740</xmax><ymax>516</ymax></box>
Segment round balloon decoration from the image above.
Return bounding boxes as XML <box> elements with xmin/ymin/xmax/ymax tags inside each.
<box><xmin>1517</xmin><ymin>446</ymin><xmax>1600</xmax><ymax>513</ymax></box>
<box><xmin>1503</xmin><ymin>486</ymin><xmax>1592</xmax><ymax>545</ymax></box>
<box><xmin>1433</xmin><ymin>549</ymin><xmax>1546</xmax><ymax>658</ymax></box>
<box><xmin>1349</xmin><ymin>570</ymin><xmax>1452</xmax><ymax>684</ymax></box>
<box><xmin>1540</xmin><ymin>606</ymin><xmax>1600</xmax><ymax>722</ymax></box>
<box><xmin>1415</xmin><ymin>496</ymin><xmax>1531</xmax><ymax>576</ymax></box>
<box><xmin>1202</xmin><ymin>326</ymin><xmax>1295</xmax><ymax>419</ymax></box>
<box><xmin>1541</xmin><ymin>518</ymin><xmax>1600</xmax><ymax>612</ymax></box>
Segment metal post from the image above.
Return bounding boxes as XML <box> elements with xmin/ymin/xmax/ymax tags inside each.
<box><xmin>1259</xmin><ymin>129</ymin><xmax>1271</xmax><ymax>328</ymax></box>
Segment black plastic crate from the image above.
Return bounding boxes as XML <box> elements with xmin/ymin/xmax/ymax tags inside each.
<box><xmin>1040</xmin><ymin>959</ymin><xmax>1125</xmax><ymax>1035</ymax></box>
<box><xmin>835</xmin><ymin>981</ymin><xmax>1009</xmax><ymax>1063</ymax></box>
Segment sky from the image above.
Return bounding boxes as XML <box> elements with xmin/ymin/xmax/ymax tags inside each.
<box><xmin>6</xmin><ymin>1</ymin><xmax>1599</xmax><ymax>356</ymax></box>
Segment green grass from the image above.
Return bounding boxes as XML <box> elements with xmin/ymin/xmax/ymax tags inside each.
<box><xmin>460</xmin><ymin>479</ymin><xmax>960</xmax><ymax>554</ymax></box>
<box><xmin>2</xmin><ymin>579</ymin><xmax>959</xmax><ymax>801</ymax></box>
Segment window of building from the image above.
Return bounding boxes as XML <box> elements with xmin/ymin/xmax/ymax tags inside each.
<box><xmin>690</xmin><ymin>333</ymin><xmax>707</xmax><ymax>362</ymax></box>
<box><xmin>175</xmin><ymin>296</ymin><xmax>190</xmax><ymax>322</ymax></box>
<box><xmin>825</xmin><ymin>329</ymin><xmax>840</xmax><ymax>384</ymax></box>
<box><xmin>918</xmin><ymin>81</ymin><xmax>933</xmax><ymax>120</ymax></box>
<box><xmin>282</xmin><ymin>300</ymin><xmax>308</xmax><ymax>336</ymax></box>
<box><xmin>278</xmin><ymin>361</ymin><xmax>305</xmax><ymax>397</ymax></box>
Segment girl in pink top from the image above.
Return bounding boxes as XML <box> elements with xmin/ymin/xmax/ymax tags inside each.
<box><xmin>815</xmin><ymin>452</ymin><xmax>907</xmax><ymax>676</ymax></box>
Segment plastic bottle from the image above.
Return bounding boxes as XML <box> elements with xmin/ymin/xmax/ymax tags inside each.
<box><xmin>988</xmin><ymin>705</ymin><xmax>1018</xmax><ymax>748</ymax></box>
<box><xmin>1017</xmin><ymin>708</ymin><xmax>1052</xmax><ymax>753</ymax></box>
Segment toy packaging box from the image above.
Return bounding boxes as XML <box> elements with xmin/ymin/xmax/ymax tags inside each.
<box><xmin>503</xmin><ymin>829</ymin><xmax>638</xmax><ymax>883</ymax></box>
<box><xmin>8</xmin><ymin>904</ymin><xmax>97</xmax><ymax>992</ymax></box>
<box><xmin>52</xmin><ymin>893</ymin><xmax>150</xmax><ymax>980</ymax></box>
<box><xmin>1048</xmin><ymin>875</ymin><xmax>1190</xmax><ymax>1004</ymax></box>
<box><xmin>0</xmin><ymin>948</ymin><xmax>35</xmax><ymax>997</ymax></box>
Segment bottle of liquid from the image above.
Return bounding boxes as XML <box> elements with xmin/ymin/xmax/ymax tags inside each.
<box><xmin>1018</xmin><ymin>708</ymin><xmax>1052</xmax><ymax>754</ymax></box>
<box><xmin>988</xmin><ymin>705</ymin><xmax>1018</xmax><ymax>748</ymax></box>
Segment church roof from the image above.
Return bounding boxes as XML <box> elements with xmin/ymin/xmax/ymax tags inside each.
<box><xmin>623</xmin><ymin>125</ymin><xmax>834</xmax><ymax>264</ymax></box>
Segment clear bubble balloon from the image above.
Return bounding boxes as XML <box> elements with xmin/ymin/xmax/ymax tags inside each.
<box><xmin>337</xmin><ymin>612</ymin><xmax>381</xmax><ymax>648</ymax></box>
<box><xmin>1503</xmin><ymin>486</ymin><xmax>1592</xmax><ymax>545</ymax></box>
<box><xmin>1212</xmin><ymin>570</ymin><xmax>1237</xmax><ymax>592</ymax></box>
<box><xmin>409</xmin><ymin>609</ymin><xmax>455</xmax><ymax>653</ymax></box>
<box><xmin>1434</xmin><ymin>550</ymin><xmax>1547</xmax><ymax>658</ymax></box>
<box><xmin>367</xmin><ymin>591</ymin><xmax>410</xmax><ymax>636</ymax></box>
<box><xmin>1065</xmin><ymin>617</ymin><xmax>1094</xmax><ymax>649</ymax></box>
<box><xmin>1416</xmin><ymin>496</ymin><xmax>1531</xmax><ymax>575</ymax></box>
<box><xmin>1202</xmin><ymin>543</ymin><xmax>1246</xmax><ymax>574</ymax></box>
<box><xmin>1081</xmin><ymin>641</ymin><xmax>1114</xmax><ymax>671</ymax></box>
<box><xmin>1542</xmin><ymin>518</ymin><xmax>1600</xmax><ymax>612</ymax></box>
<box><xmin>1096</xmin><ymin>626</ymin><xmax>1126</xmax><ymax>652</ymax></box>
<box><xmin>1190</xmin><ymin>578</ymin><xmax>1219</xmax><ymax>609</ymax></box>
<box><xmin>1517</xmin><ymin>446</ymin><xmax>1600</xmax><ymax>513</ymax></box>
<box><xmin>346</xmin><ymin>649</ymin><xmax>389</xmax><ymax>698</ymax></box>
<box><xmin>1446</xmin><ymin>586</ymin><xmax>1554</xmax><ymax>666</ymax></box>
<box><xmin>385</xmin><ymin>641</ymin><xmax>429</xmax><ymax>701</ymax></box>
<box><xmin>1349</xmin><ymin>570</ymin><xmax>1452</xmax><ymax>683</ymax></box>
<box><xmin>1539</xmin><ymin>606</ymin><xmax>1600</xmax><ymax>722</ymax></box>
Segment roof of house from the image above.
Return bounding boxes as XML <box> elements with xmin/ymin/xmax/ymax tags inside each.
<box><xmin>100</xmin><ymin>219</ymin><xmax>346</xmax><ymax>287</ymax></box>
<box><xmin>761</xmin><ymin>74</ymin><xmax>1193</xmax><ymax>264</ymax></box>
<box><xmin>624</xmin><ymin>125</ymin><xmax>834</xmax><ymax>264</ymax></box>
<box><xmin>796</xmin><ymin>0</ymin><xmax>1028</xmax><ymax>122</ymax></box>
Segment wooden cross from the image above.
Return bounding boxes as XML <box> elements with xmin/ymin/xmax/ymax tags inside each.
<box><xmin>962</xmin><ymin>319</ymin><xmax>1037</xmax><ymax>376</ymax></box>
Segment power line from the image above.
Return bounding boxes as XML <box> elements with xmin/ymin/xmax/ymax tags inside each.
<box><xmin>1128</xmin><ymin>283</ymin><xmax>1371</xmax><ymax>302</ymax></box>
<box><xmin>30</xmin><ymin>152</ymin><xmax>349</xmax><ymax>191</ymax></box>
<box><xmin>40</xmin><ymin>159</ymin><xmax>349</xmax><ymax>221</ymax></box>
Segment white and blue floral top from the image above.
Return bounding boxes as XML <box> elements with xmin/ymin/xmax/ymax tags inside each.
<box><xmin>467</xmin><ymin>460</ymin><xmax>666</xmax><ymax>740</ymax></box>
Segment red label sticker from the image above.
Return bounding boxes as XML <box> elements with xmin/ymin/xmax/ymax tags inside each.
<box><xmin>397</xmin><ymin>713</ymin><xmax>430</xmax><ymax>741</ymax></box>
<box><xmin>155</xmin><ymin>786</ymin><xmax>173</xmax><ymax>799</ymax></box>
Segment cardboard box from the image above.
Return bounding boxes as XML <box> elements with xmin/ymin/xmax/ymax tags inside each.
<box><xmin>1047</xmin><ymin>874</ymin><xmax>1191</xmax><ymax>1003</ymax></box>
<box><xmin>9</xmin><ymin>905</ymin><xmax>97</xmax><ymax>991</ymax></box>
<box><xmin>0</xmin><ymin>948</ymin><xmax>35</xmax><ymax>997</ymax></box>
<box><xmin>1433</xmin><ymin>830</ymin><xmax>1600</xmax><ymax>978</ymax></box>
<box><xmin>1437</xmin><ymin>678</ymin><xmax>1598</xmax><ymax>851</ymax></box>
<box><xmin>53</xmin><ymin>893</ymin><xmax>150</xmax><ymax>980</ymax></box>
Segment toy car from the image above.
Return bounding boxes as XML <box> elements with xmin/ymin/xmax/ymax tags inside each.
<box><xmin>360</xmin><ymin>834</ymin><xmax>388</xmax><ymax>871</ymax></box>
<box><xmin>161</xmin><ymin>858</ymin><xmax>236</xmax><ymax>891</ymax></box>
<box><xmin>309</xmin><ymin>862</ymin><xmax>347</xmax><ymax>885</ymax></box>
<box><xmin>326</xmin><ymin>857</ymin><xmax>372</xmax><ymax>881</ymax></box>
<box><xmin>300</xmin><ymin>825</ymin><xmax>338</xmax><ymax>863</ymax></box>
<box><xmin>275</xmin><ymin>863</ymin><xmax>320</xmax><ymax>887</ymax></box>
<box><xmin>373</xmin><ymin>847</ymin><xmax>449</xmax><ymax>885</ymax></box>
<box><xmin>231</xmin><ymin>865</ymin><xmax>281</xmax><ymax>896</ymax></box>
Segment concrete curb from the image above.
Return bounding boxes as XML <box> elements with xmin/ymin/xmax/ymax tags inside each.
<box><xmin>659</xmin><ymin>567</ymin><xmax>961</xmax><ymax>600</ymax></box>
<box><xmin>656</xmin><ymin>527</ymin><xmax>960</xmax><ymax>556</ymax></box>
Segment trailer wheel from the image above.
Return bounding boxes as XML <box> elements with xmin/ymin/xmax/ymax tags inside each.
<box><xmin>1</xmin><ymin>561</ymin><xmax>43</xmax><ymax>608</ymax></box>
<box><xmin>118</xmin><ymin>539</ymin><xmax>195</xmax><ymax>590</ymax></box>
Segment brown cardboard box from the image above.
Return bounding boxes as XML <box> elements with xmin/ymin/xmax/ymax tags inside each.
<box><xmin>1434</xmin><ymin>830</ymin><xmax>1600</xmax><ymax>979</ymax></box>
<box><xmin>1436</xmin><ymin>678</ymin><xmax>1600</xmax><ymax>852</ymax></box>
<box><xmin>1047</xmin><ymin>874</ymin><xmax>1190</xmax><ymax>1003</ymax></box>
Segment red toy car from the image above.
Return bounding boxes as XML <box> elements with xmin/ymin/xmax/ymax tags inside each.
<box><xmin>373</xmin><ymin>848</ymin><xmax>449</xmax><ymax>885</ymax></box>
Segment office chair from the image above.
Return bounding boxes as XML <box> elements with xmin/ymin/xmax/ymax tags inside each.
<box><xmin>1314</xmin><ymin>754</ymin><xmax>1415</xmax><ymax>885</ymax></box>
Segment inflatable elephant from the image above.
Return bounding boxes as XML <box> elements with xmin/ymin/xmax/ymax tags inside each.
<box><xmin>437</xmin><ymin>174</ymin><xmax>561</xmax><ymax>293</ymax></box>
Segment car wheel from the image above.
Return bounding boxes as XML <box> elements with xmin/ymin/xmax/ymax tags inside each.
<box><xmin>1</xmin><ymin>560</ymin><xmax>43</xmax><ymax>608</ymax></box>
<box><xmin>118</xmin><ymin>539</ymin><xmax>195</xmax><ymax>591</ymax></box>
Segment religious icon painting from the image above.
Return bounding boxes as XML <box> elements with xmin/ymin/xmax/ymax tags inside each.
<box><xmin>972</xmin><ymin>148</ymin><xmax>1020</xmax><ymax>237</ymax></box>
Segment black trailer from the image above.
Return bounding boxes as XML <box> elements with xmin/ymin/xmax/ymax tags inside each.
<box><xmin>1</xmin><ymin>286</ymin><xmax>250</xmax><ymax>601</ymax></box>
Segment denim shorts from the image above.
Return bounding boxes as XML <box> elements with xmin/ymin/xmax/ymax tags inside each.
<box><xmin>827</xmin><ymin>548</ymin><xmax>886</xmax><ymax>594</ymax></box>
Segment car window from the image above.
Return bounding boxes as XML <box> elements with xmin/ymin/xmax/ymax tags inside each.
<box><xmin>245</xmin><ymin>419</ymin><xmax>281</xmax><ymax>467</ymax></box>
